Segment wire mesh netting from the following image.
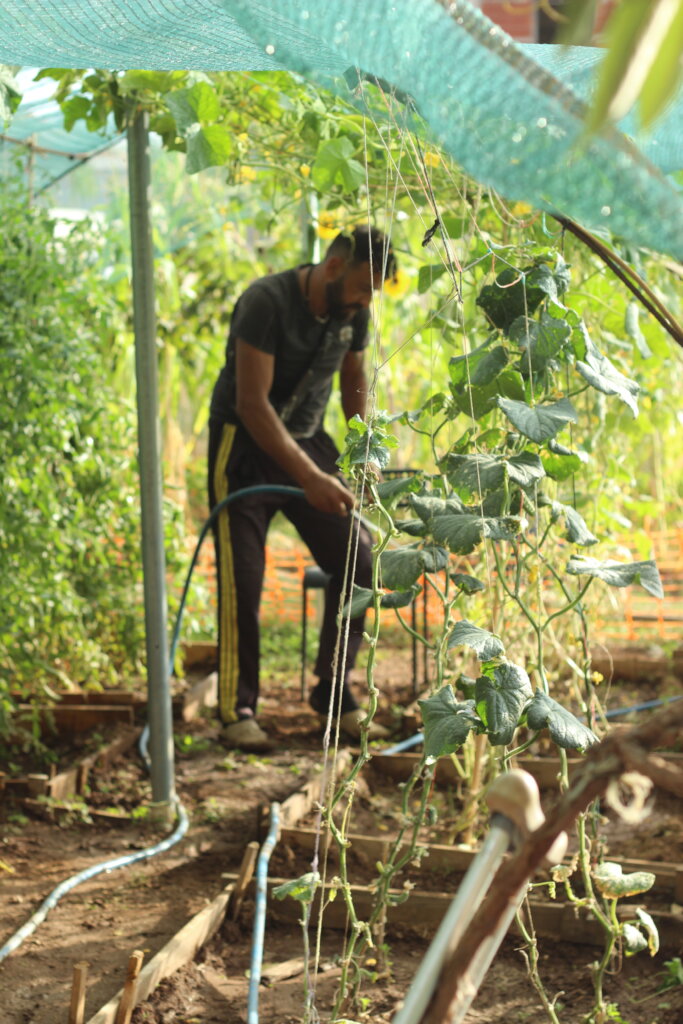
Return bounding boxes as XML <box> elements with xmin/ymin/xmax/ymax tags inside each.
<box><xmin>1</xmin><ymin>0</ymin><xmax>682</xmax><ymax>259</ymax></box>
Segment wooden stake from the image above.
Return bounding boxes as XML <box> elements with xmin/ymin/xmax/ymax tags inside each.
<box><xmin>227</xmin><ymin>840</ymin><xmax>259</xmax><ymax>921</ymax></box>
<box><xmin>114</xmin><ymin>950</ymin><xmax>144</xmax><ymax>1024</ymax></box>
<box><xmin>68</xmin><ymin>961</ymin><xmax>89</xmax><ymax>1024</ymax></box>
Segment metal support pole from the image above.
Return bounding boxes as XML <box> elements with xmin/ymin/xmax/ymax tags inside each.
<box><xmin>127</xmin><ymin>107</ymin><xmax>175</xmax><ymax>814</ymax></box>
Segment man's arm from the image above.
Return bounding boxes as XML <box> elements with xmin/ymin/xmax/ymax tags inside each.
<box><xmin>339</xmin><ymin>349</ymin><xmax>368</xmax><ymax>423</ymax></box>
<box><xmin>235</xmin><ymin>338</ymin><xmax>354</xmax><ymax>516</ymax></box>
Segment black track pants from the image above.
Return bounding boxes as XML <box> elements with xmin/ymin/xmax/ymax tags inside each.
<box><xmin>208</xmin><ymin>420</ymin><xmax>373</xmax><ymax>724</ymax></box>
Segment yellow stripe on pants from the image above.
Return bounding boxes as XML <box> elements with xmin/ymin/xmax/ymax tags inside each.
<box><xmin>213</xmin><ymin>423</ymin><xmax>240</xmax><ymax>723</ymax></box>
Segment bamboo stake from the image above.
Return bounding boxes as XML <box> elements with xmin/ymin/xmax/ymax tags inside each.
<box><xmin>114</xmin><ymin>950</ymin><xmax>144</xmax><ymax>1024</ymax></box>
<box><xmin>227</xmin><ymin>841</ymin><xmax>260</xmax><ymax>922</ymax></box>
<box><xmin>68</xmin><ymin>961</ymin><xmax>89</xmax><ymax>1024</ymax></box>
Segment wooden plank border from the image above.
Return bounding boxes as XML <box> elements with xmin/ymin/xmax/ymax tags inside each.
<box><xmin>255</xmin><ymin>875</ymin><xmax>682</xmax><ymax>952</ymax></box>
<box><xmin>279</xmin><ymin>825</ymin><xmax>683</xmax><ymax>899</ymax></box>
<box><xmin>85</xmin><ymin>882</ymin><xmax>235</xmax><ymax>1024</ymax></box>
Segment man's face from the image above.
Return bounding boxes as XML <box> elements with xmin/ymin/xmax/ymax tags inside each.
<box><xmin>325</xmin><ymin>261</ymin><xmax>382</xmax><ymax>321</ymax></box>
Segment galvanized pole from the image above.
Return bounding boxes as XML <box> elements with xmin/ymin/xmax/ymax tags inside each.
<box><xmin>127</xmin><ymin>105</ymin><xmax>175</xmax><ymax>818</ymax></box>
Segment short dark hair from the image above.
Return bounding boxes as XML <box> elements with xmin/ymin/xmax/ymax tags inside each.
<box><xmin>326</xmin><ymin>225</ymin><xmax>397</xmax><ymax>281</ymax></box>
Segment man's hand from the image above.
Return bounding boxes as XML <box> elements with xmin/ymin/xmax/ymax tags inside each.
<box><xmin>304</xmin><ymin>470</ymin><xmax>355</xmax><ymax>516</ymax></box>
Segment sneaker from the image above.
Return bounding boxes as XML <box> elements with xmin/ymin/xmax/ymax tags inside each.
<box><xmin>339</xmin><ymin>709</ymin><xmax>390</xmax><ymax>742</ymax></box>
<box><xmin>221</xmin><ymin>717</ymin><xmax>274</xmax><ymax>752</ymax></box>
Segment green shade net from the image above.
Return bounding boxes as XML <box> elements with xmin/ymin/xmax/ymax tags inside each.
<box><xmin>0</xmin><ymin>74</ymin><xmax>122</xmax><ymax>192</ymax></box>
<box><xmin>1</xmin><ymin>0</ymin><xmax>682</xmax><ymax>259</ymax></box>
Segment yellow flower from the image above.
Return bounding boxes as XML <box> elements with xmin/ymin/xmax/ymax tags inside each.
<box><xmin>591</xmin><ymin>670</ymin><xmax>604</xmax><ymax>684</ymax></box>
<box><xmin>300</xmin><ymin>163</ymin><xmax>311</xmax><ymax>178</ymax></box>
<box><xmin>423</xmin><ymin>149</ymin><xmax>441</xmax><ymax>169</ymax></box>
<box><xmin>238</xmin><ymin>132</ymin><xmax>249</xmax><ymax>144</ymax></box>
<box><xmin>316</xmin><ymin>211</ymin><xmax>341</xmax><ymax>239</ymax></box>
<box><xmin>512</xmin><ymin>200</ymin><xmax>533</xmax><ymax>217</ymax></box>
<box><xmin>384</xmin><ymin>267</ymin><xmax>410</xmax><ymax>299</ymax></box>
<box><xmin>235</xmin><ymin>165</ymin><xmax>257</xmax><ymax>183</ymax></box>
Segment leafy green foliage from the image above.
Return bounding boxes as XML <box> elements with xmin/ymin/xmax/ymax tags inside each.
<box><xmin>0</xmin><ymin>64</ymin><xmax>21</xmax><ymax>123</ymax></box>
<box><xmin>0</xmin><ymin>182</ymin><xmax>185</xmax><ymax>735</ymax></box>
<box><xmin>566</xmin><ymin>556</ymin><xmax>664</xmax><ymax>598</ymax></box>
<box><xmin>591</xmin><ymin>862</ymin><xmax>656</xmax><ymax>899</ymax></box>
<box><xmin>526</xmin><ymin>691</ymin><xmax>598</xmax><ymax>751</ymax></box>
<box><xmin>273</xmin><ymin>871</ymin><xmax>321</xmax><ymax>902</ymax></box>
<box><xmin>418</xmin><ymin>686</ymin><xmax>478</xmax><ymax>758</ymax></box>
<box><xmin>446</xmin><ymin>620</ymin><xmax>504</xmax><ymax>661</ymax></box>
<box><xmin>497</xmin><ymin>396</ymin><xmax>578</xmax><ymax>443</ymax></box>
<box><xmin>475</xmin><ymin>660</ymin><xmax>533</xmax><ymax>746</ymax></box>
<box><xmin>337</xmin><ymin>413</ymin><xmax>399</xmax><ymax>474</ymax></box>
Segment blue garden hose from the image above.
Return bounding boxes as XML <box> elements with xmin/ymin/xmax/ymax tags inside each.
<box><xmin>1</xmin><ymin>485</ymin><xmax>304</xmax><ymax>965</ymax></box>
<box><xmin>247</xmin><ymin>802</ymin><xmax>281</xmax><ymax>1024</ymax></box>
<box><xmin>140</xmin><ymin>484</ymin><xmax>305</xmax><ymax>767</ymax></box>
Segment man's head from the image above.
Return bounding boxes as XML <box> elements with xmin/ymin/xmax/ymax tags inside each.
<box><xmin>322</xmin><ymin>225</ymin><xmax>397</xmax><ymax>321</ymax></box>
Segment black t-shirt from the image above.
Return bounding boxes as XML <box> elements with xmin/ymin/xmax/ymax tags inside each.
<box><xmin>209</xmin><ymin>267</ymin><xmax>369</xmax><ymax>439</ymax></box>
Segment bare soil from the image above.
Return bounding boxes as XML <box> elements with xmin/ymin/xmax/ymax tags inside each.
<box><xmin>1</xmin><ymin>651</ymin><xmax>682</xmax><ymax>1024</ymax></box>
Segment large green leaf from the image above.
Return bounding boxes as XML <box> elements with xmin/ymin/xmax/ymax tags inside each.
<box><xmin>375</xmin><ymin>474</ymin><xmax>422</xmax><ymax>506</ymax></box>
<box><xmin>526</xmin><ymin>691</ymin><xmax>598</xmax><ymax>751</ymax></box>
<box><xmin>381</xmin><ymin>586</ymin><xmax>421</xmax><ymax>609</ymax></box>
<box><xmin>430</xmin><ymin>513</ymin><xmax>521</xmax><ymax>554</ymax></box>
<box><xmin>166</xmin><ymin>81</ymin><xmax>220</xmax><ymax>132</ymax></box>
<box><xmin>419</xmin><ymin>686</ymin><xmax>479</xmax><ymax>758</ymax></box>
<box><xmin>442</xmin><ymin>450</ymin><xmax>545</xmax><ymax>496</ymax></box>
<box><xmin>380</xmin><ymin>548</ymin><xmax>425</xmax><ymax>590</ymax></box>
<box><xmin>447</xmin><ymin>620</ymin><xmax>505</xmax><ymax>660</ymax></box>
<box><xmin>542</xmin><ymin>440</ymin><xmax>588</xmax><ymax>481</ymax></box>
<box><xmin>396</xmin><ymin>519</ymin><xmax>429</xmax><ymax>538</ymax></box>
<box><xmin>452</xmin><ymin>370</ymin><xmax>526</xmax><ymax>421</ymax></box>
<box><xmin>418</xmin><ymin>264</ymin><xmax>448</xmax><ymax>294</ymax></box>
<box><xmin>449</xmin><ymin>338</ymin><xmax>494</xmax><ymax>387</ymax></box>
<box><xmin>343</xmin><ymin>582</ymin><xmax>419</xmax><ymax>616</ymax></box>
<box><xmin>471</xmin><ymin>346</ymin><xmax>509</xmax><ymax>386</ymax></box>
<box><xmin>576</xmin><ymin>327</ymin><xmax>640</xmax><ymax>416</ymax></box>
<box><xmin>273</xmin><ymin>871</ymin><xmax>321</xmax><ymax>902</ymax></box>
<box><xmin>475</xmin><ymin>264</ymin><xmax>558</xmax><ymax>333</ymax></box>
<box><xmin>510</xmin><ymin>311</ymin><xmax>571</xmax><ymax>376</ymax></box>
<box><xmin>312</xmin><ymin>136</ymin><xmax>365</xmax><ymax>193</ymax></box>
<box><xmin>475</xmin><ymin>661</ymin><xmax>533</xmax><ymax>746</ymax></box>
<box><xmin>566</xmin><ymin>556</ymin><xmax>663</xmax><ymax>598</ymax></box>
<box><xmin>450</xmin><ymin>572</ymin><xmax>485</xmax><ymax>595</ymax></box>
<box><xmin>344</xmin><ymin>584</ymin><xmax>375</xmax><ymax>617</ymax></box>
<box><xmin>421</xmin><ymin>546</ymin><xmax>450</xmax><ymax>573</ymax></box>
<box><xmin>185</xmin><ymin>124</ymin><xmax>234</xmax><ymax>173</ymax></box>
<box><xmin>507</xmin><ymin>451</ymin><xmax>546</xmax><ymax>489</ymax></box>
<box><xmin>443</xmin><ymin>453</ymin><xmax>505</xmax><ymax>495</ymax></box>
<box><xmin>591</xmin><ymin>862</ymin><xmax>655</xmax><ymax>899</ymax></box>
<box><xmin>550</xmin><ymin>501</ymin><xmax>598</xmax><ymax>547</ymax></box>
<box><xmin>497</xmin><ymin>396</ymin><xmax>578</xmax><ymax>443</ymax></box>
<box><xmin>409</xmin><ymin>494</ymin><xmax>465</xmax><ymax>522</ymax></box>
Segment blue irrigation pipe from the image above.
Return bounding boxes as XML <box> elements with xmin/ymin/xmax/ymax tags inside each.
<box><xmin>602</xmin><ymin>695</ymin><xmax>682</xmax><ymax>719</ymax></box>
<box><xmin>2</xmin><ymin>485</ymin><xmax>304</xmax><ymax>964</ymax></box>
<box><xmin>0</xmin><ymin>802</ymin><xmax>189</xmax><ymax>964</ymax></box>
<box><xmin>247</xmin><ymin>802</ymin><xmax>281</xmax><ymax>1024</ymax></box>
<box><xmin>382</xmin><ymin>732</ymin><xmax>424</xmax><ymax>756</ymax></box>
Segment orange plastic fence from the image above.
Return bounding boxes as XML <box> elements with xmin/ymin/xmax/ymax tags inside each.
<box><xmin>186</xmin><ymin>527</ymin><xmax>683</xmax><ymax>643</ymax></box>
